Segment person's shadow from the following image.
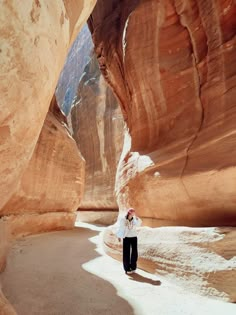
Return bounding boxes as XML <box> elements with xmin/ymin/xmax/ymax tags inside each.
<box><xmin>129</xmin><ymin>273</ymin><xmax>161</xmax><ymax>286</ymax></box>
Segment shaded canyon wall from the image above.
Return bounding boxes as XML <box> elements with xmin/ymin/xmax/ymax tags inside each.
<box><xmin>1</xmin><ymin>97</ymin><xmax>85</xmax><ymax>235</ymax></box>
<box><xmin>70</xmin><ymin>54</ymin><xmax>124</xmax><ymax>210</ymax></box>
<box><xmin>88</xmin><ymin>0</ymin><xmax>236</xmax><ymax>226</ymax></box>
<box><xmin>55</xmin><ymin>25</ymin><xmax>93</xmax><ymax>115</ymax></box>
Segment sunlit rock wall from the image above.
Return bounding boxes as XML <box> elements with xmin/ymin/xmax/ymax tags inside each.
<box><xmin>0</xmin><ymin>1</ymin><xmax>96</xmax><ymax>312</ymax></box>
<box><xmin>1</xmin><ymin>97</ymin><xmax>85</xmax><ymax>217</ymax></box>
<box><xmin>0</xmin><ymin>0</ymin><xmax>95</xmax><ymax>211</ymax></box>
<box><xmin>89</xmin><ymin>0</ymin><xmax>236</xmax><ymax>226</ymax></box>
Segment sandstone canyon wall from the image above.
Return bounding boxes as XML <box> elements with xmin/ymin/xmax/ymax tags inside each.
<box><xmin>1</xmin><ymin>97</ymin><xmax>85</xmax><ymax>236</ymax></box>
<box><xmin>0</xmin><ymin>0</ymin><xmax>95</xmax><ymax>213</ymax></box>
<box><xmin>88</xmin><ymin>0</ymin><xmax>236</xmax><ymax>227</ymax></box>
<box><xmin>0</xmin><ymin>1</ymin><xmax>96</xmax><ymax>312</ymax></box>
<box><xmin>70</xmin><ymin>54</ymin><xmax>124</xmax><ymax>211</ymax></box>
<box><xmin>0</xmin><ymin>0</ymin><xmax>96</xmax><ymax>295</ymax></box>
<box><xmin>55</xmin><ymin>25</ymin><xmax>93</xmax><ymax>115</ymax></box>
<box><xmin>0</xmin><ymin>98</ymin><xmax>85</xmax><ymax>313</ymax></box>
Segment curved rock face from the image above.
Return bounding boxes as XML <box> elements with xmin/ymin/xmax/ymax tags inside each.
<box><xmin>70</xmin><ymin>55</ymin><xmax>124</xmax><ymax>210</ymax></box>
<box><xmin>1</xmin><ymin>97</ymin><xmax>85</xmax><ymax>217</ymax></box>
<box><xmin>0</xmin><ymin>0</ymin><xmax>96</xmax><ymax>211</ymax></box>
<box><xmin>0</xmin><ymin>4</ymin><xmax>95</xmax><ymax>309</ymax></box>
<box><xmin>0</xmin><ymin>97</ymin><xmax>85</xmax><ymax>299</ymax></box>
<box><xmin>89</xmin><ymin>0</ymin><xmax>236</xmax><ymax>226</ymax></box>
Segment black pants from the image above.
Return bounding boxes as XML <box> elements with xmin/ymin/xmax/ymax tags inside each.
<box><xmin>123</xmin><ymin>237</ymin><xmax>138</xmax><ymax>272</ymax></box>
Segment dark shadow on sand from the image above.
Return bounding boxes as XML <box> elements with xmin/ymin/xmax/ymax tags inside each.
<box><xmin>129</xmin><ymin>273</ymin><xmax>161</xmax><ymax>286</ymax></box>
<box><xmin>1</xmin><ymin>228</ymin><xmax>134</xmax><ymax>315</ymax></box>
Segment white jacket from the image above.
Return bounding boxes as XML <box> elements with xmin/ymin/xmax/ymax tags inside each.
<box><xmin>116</xmin><ymin>216</ymin><xmax>142</xmax><ymax>238</ymax></box>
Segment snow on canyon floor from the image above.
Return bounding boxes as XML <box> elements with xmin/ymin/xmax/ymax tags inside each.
<box><xmin>1</xmin><ymin>222</ymin><xmax>236</xmax><ymax>315</ymax></box>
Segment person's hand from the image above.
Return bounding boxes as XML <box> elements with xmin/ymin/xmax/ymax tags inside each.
<box><xmin>118</xmin><ymin>238</ymin><xmax>121</xmax><ymax>242</ymax></box>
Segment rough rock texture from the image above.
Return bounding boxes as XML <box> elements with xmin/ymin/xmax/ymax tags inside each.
<box><xmin>0</xmin><ymin>0</ymin><xmax>96</xmax><ymax>212</ymax></box>
<box><xmin>104</xmin><ymin>225</ymin><xmax>236</xmax><ymax>302</ymax></box>
<box><xmin>1</xmin><ymin>97</ymin><xmax>85</xmax><ymax>216</ymax></box>
<box><xmin>55</xmin><ymin>25</ymin><xmax>93</xmax><ymax>115</ymax></box>
<box><xmin>0</xmin><ymin>96</ymin><xmax>83</xmax><ymax>313</ymax></box>
<box><xmin>70</xmin><ymin>54</ymin><xmax>124</xmax><ymax>210</ymax></box>
<box><xmin>88</xmin><ymin>0</ymin><xmax>236</xmax><ymax>226</ymax></box>
<box><xmin>0</xmin><ymin>2</ymin><xmax>95</xmax><ymax>312</ymax></box>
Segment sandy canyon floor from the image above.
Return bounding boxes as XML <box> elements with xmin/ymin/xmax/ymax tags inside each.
<box><xmin>1</xmin><ymin>222</ymin><xmax>236</xmax><ymax>315</ymax></box>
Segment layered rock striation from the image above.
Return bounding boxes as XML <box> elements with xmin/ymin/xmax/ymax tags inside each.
<box><xmin>1</xmin><ymin>96</ymin><xmax>85</xmax><ymax>218</ymax></box>
<box><xmin>0</xmin><ymin>97</ymin><xmax>85</xmax><ymax>299</ymax></box>
<box><xmin>0</xmin><ymin>0</ymin><xmax>95</xmax><ymax>213</ymax></box>
<box><xmin>88</xmin><ymin>0</ymin><xmax>236</xmax><ymax>226</ymax></box>
<box><xmin>0</xmin><ymin>1</ymin><xmax>96</xmax><ymax>311</ymax></box>
<box><xmin>70</xmin><ymin>54</ymin><xmax>124</xmax><ymax>210</ymax></box>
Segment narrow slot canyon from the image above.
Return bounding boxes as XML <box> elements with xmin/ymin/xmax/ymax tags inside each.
<box><xmin>0</xmin><ymin>1</ymin><xmax>236</xmax><ymax>314</ymax></box>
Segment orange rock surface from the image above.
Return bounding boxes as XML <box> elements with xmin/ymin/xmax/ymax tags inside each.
<box><xmin>0</xmin><ymin>221</ymin><xmax>9</xmax><ymax>273</ymax></box>
<box><xmin>0</xmin><ymin>290</ymin><xmax>16</xmax><ymax>315</ymax></box>
<box><xmin>70</xmin><ymin>55</ymin><xmax>124</xmax><ymax>210</ymax></box>
<box><xmin>0</xmin><ymin>2</ymin><xmax>96</xmax><ymax>311</ymax></box>
<box><xmin>1</xmin><ymin>97</ymin><xmax>85</xmax><ymax>217</ymax></box>
<box><xmin>89</xmin><ymin>0</ymin><xmax>236</xmax><ymax>226</ymax></box>
<box><xmin>0</xmin><ymin>0</ymin><xmax>95</xmax><ymax>211</ymax></box>
<box><xmin>0</xmin><ymin>97</ymin><xmax>84</xmax><ymax>313</ymax></box>
<box><xmin>0</xmin><ymin>0</ymin><xmax>95</xmax><ymax>248</ymax></box>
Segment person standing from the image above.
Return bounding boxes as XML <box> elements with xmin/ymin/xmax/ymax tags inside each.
<box><xmin>116</xmin><ymin>208</ymin><xmax>142</xmax><ymax>274</ymax></box>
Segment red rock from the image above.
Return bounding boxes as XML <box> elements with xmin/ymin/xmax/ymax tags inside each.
<box><xmin>89</xmin><ymin>0</ymin><xmax>236</xmax><ymax>226</ymax></box>
<box><xmin>0</xmin><ymin>0</ymin><xmax>96</xmax><ymax>211</ymax></box>
<box><xmin>0</xmin><ymin>4</ymin><xmax>95</xmax><ymax>309</ymax></box>
<box><xmin>1</xmin><ymin>97</ymin><xmax>85</xmax><ymax>216</ymax></box>
<box><xmin>3</xmin><ymin>212</ymin><xmax>77</xmax><ymax>239</ymax></box>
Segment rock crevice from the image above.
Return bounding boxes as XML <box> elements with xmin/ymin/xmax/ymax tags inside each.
<box><xmin>89</xmin><ymin>0</ymin><xmax>236</xmax><ymax>226</ymax></box>
<box><xmin>175</xmin><ymin>2</ymin><xmax>205</xmax><ymax>183</ymax></box>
